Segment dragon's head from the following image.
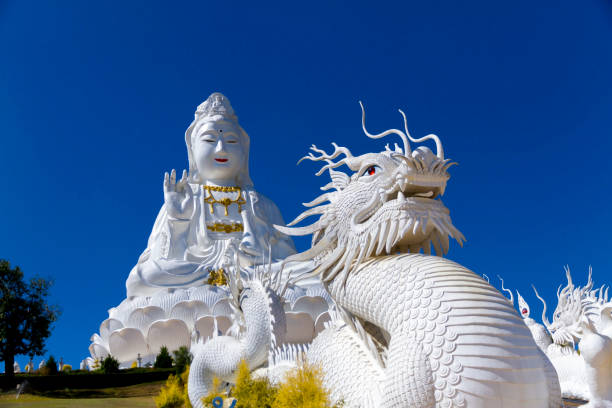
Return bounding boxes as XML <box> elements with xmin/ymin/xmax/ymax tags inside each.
<box><xmin>276</xmin><ymin>102</ymin><xmax>464</xmax><ymax>291</ymax></box>
<box><xmin>533</xmin><ymin>267</ymin><xmax>599</xmax><ymax>347</ymax></box>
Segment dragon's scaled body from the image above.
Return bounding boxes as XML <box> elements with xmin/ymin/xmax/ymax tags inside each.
<box><xmin>277</xmin><ymin>103</ymin><xmax>562</xmax><ymax>407</ymax></box>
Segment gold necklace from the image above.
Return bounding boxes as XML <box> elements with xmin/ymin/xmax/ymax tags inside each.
<box><xmin>203</xmin><ymin>185</ymin><xmax>246</xmax><ymax>216</ymax></box>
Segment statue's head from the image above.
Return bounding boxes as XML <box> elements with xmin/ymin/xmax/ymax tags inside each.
<box><xmin>185</xmin><ymin>93</ymin><xmax>253</xmax><ymax>186</ymax></box>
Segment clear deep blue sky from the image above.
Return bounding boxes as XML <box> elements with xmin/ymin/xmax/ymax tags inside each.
<box><xmin>1</xmin><ymin>1</ymin><xmax>611</xmax><ymax>370</ymax></box>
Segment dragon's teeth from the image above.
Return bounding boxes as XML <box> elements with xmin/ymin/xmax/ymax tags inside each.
<box><xmin>397</xmin><ymin>191</ymin><xmax>405</xmax><ymax>203</ymax></box>
<box><xmin>398</xmin><ymin>179</ymin><xmax>407</xmax><ymax>192</ymax></box>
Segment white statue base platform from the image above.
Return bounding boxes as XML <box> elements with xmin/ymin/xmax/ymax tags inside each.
<box><xmin>88</xmin><ymin>281</ymin><xmax>332</xmax><ymax>368</ymax></box>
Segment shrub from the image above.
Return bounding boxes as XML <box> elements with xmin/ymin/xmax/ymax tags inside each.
<box><xmin>173</xmin><ymin>346</ymin><xmax>192</xmax><ymax>375</ymax></box>
<box><xmin>232</xmin><ymin>359</ymin><xmax>278</xmax><ymax>408</ymax></box>
<box><xmin>101</xmin><ymin>355</ymin><xmax>120</xmax><ymax>374</ymax></box>
<box><xmin>90</xmin><ymin>358</ymin><xmax>101</xmax><ymax>370</ymax></box>
<box><xmin>154</xmin><ymin>373</ymin><xmax>185</xmax><ymax>408</ymax></box>
<box><xmin>62</xmin><ymin>364</ymin><xmax>72</xmax><ymax>372</ymax></box>
<box><xmin>155</xmin><ymin>346</ymin><xmax>174</xmax><ymax>369</ymax></box>
<box><xmin>274</xmin><ymin>360</ymin><xmax>332</xmax><ymax>408</ymax></box>
<box><xmin>40</xmin><ymin>355</ymin><xmax>58</xmax><ymax>375</ymax></box>
<box><xmin>131</xmin><ymin>360</ymin><xmax>138</xmax><ymax>369</ymax></box>
<box><xmin>202</xmin><ymin>375</ymin><xmax>227</xmax><ymax>406</ymax></box>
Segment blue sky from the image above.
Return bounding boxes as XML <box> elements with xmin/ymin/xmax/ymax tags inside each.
<box><xmin>1</xmin><ymin>1</ymin><xmax>611</xmax><ymax>370</ymax></box>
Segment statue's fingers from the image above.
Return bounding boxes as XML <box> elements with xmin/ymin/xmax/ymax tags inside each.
<box><xmin>170</xmin><ymin>169</ymin><xmax>176</xmax><ymax>185</ymax></box>
<box><xmin>163</xmin><ymin>172</ymin><xmax>170</xmax><ymax>191</ymax></box>
<box><xmin>183</xmin><ymin>178</ymin><xmax>194</xmax><ymax>197</ymax></box>
<box><xmin>177</xmin><ymin>169</ymin><xmax>188</xmax><ymax>191</ymax></box>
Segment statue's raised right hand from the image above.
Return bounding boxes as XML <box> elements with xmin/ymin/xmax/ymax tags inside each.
<box><xmin>163</xmin><ymin>169</ymin><xmax>194</xmax><ymax>220</ymax></box>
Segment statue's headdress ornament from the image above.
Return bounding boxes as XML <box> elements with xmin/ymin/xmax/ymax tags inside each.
<box><xmin>185</xmin><ymin>93</ymin><xmax>240</xmax><ymax>147</ymax></box>
<box><xmin>194</xmin><ymin>92</ymin><xmax>238</xmax><ymax>123</ymax></box>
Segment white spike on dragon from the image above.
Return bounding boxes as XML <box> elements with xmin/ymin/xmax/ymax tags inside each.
<box><xmin>271</xmin><ymin>103</ymin><xmax>563</xmax><ymax>407</ymax></box>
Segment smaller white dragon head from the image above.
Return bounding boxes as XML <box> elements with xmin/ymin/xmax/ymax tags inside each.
<box><xmin>517</xmin><ymin>290</ymin><xmax>531</xmax><ymax>318</ymax></box>
<box><xmin>533</xmin><ymin>266</ymin><xmax>599</xmax><ymax>347</ymax></box>
<box><xmin>276</xmin><ymin>102</ymin><xmax>465</xmax><ymax>291</ymax></box>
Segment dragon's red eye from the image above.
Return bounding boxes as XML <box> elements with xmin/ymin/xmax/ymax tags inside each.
<box><xmin>522</xmin><ymin>308</ymin><xmax>528</xmax><ymax>315</ymax></box>
<box><xmin>367</xmin><ymin>166</ymin><xmax>376</xmax><ymax>176</ymax></box>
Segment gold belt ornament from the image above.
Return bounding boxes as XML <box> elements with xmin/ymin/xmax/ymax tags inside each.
<box><xmin>203</xmin><ymin>185</ymin><xmax>246</xmax><ymax>216</ymax></box>
<box><xmin>206</xmin><ymin>222</ymin><xmax>244</xmax><ymax>234</ymax></box>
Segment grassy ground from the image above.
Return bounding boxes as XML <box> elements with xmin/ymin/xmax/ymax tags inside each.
<box><xmin>0</xmin><ymin>381</ymin><xmax>164</xmax><ymax>407</ymax></box>
<box><xmin>0</xmin><ymin>394</ymin><xmax>155</xmax><ymax>407</ymax></box>
<box><xmin>0</xmin><ymin>388</ymin><xmax>586</xmax><ymax>407</ymax></box>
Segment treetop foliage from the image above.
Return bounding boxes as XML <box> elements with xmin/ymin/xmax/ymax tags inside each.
<box><xmin>154</xmin><ymin>346</ymin><xmax>174</xmax><ymax>369</ymax></box>
<box><xmin>0</xmin><ymin>259</ymin><xmax>60</xmax><ymax>376</ymax></box>
<box><xmin>173</xmin><ymin>346</ymin><xmax>192</xmax><ymax>374</ymax></box>
<box><xmin>101</xmin><ymin>355</ymin><xmax>120</xmax><ymax>374</ymax></box>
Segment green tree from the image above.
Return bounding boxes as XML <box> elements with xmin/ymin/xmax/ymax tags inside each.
<box><xmin>172</xmin><ymin>346</ymin><xmax>192</xmax><ymax>374</ymax></box>
<box><xmin>101</xmin><ymin>355</ymin><xmax>120</xmax><ymax>374</ymax></box>
<box><xmin>154</xmin><ymin>346</ymin><xmax>174</xmax><ymax>369</ymax></box>
<box><xmin>43</xmin><ymin>355</ymin><xmax>58</xmax><ymax>375</ymax></box>
<box><xmin>0</xmin><ymin>260</ymin><xmax>60</xmax><ymax>378</ymax></box>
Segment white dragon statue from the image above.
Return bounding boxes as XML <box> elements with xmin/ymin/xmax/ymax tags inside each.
<box><xmin>533</xmin><ymin>267</ymin><xmax>612</xmax><ymax>407</ymax></box>
<box><xmin>272</xmin><ymin>102</ymin><xmax>563</xmax><ymax>408</ymax></box>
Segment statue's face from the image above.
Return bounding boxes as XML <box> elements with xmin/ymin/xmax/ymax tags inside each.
<box><xmin>192</xmin><ymin>120</ymin><xmax>247</xmax><ymax>183</ymax></box>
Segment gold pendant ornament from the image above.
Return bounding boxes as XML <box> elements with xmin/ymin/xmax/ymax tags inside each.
<box><xmin>203</xmin><ymin>185</ymin><xmax>247</xmax><ymax>216</ymax></box>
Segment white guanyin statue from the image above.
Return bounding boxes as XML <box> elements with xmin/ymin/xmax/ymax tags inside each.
<box><xmin>88</xmin><ymin>93</ymin><xmax>330</xmax><ymax>368</ymax></box>
<box><xmin>126</xmin><ymin>92</ymin><xmax>295</xmax><ymax>296</ymax></box>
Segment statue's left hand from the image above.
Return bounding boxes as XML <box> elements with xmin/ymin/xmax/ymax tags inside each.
<box><xmin>163</xmin><ymin>169</ymin><xmax>194</xmax><ymax>220</ymax></box>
